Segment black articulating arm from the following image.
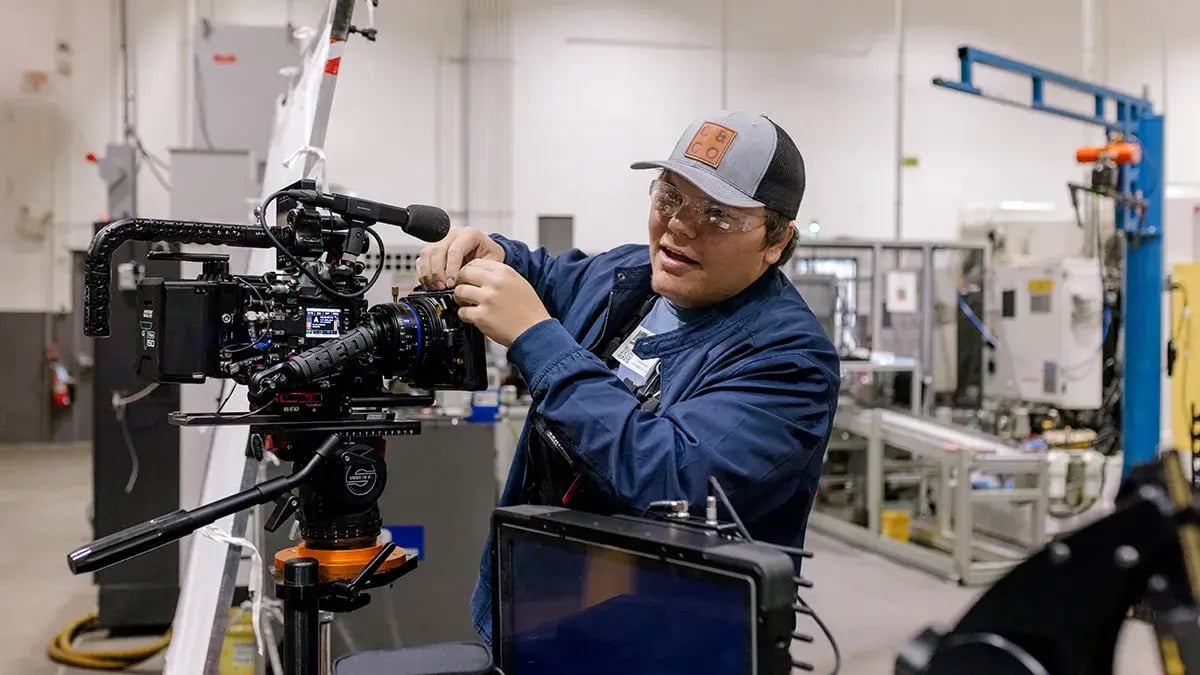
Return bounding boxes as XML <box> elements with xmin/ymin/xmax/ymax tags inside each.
<box><xmin>896</xmin><ymin>452</ymin><xmax>1200</xmax><ymax>675</ymax></box>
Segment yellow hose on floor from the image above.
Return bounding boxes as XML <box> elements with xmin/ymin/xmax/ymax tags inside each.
<box><xmin>47</xmin><ymin>613</ymin><xmax>171</xmax><ymax>671</ymax></box>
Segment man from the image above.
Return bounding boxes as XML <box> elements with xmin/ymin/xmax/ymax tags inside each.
<box><xmin>416</xmin><ymin>110</ymin><xmax>840</xmax><ymax>642</ymax></box>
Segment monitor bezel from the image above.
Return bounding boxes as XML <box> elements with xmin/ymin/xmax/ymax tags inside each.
<box><xmin>491</xmin><ymin>505</ymin><xmax>796</xmax><ymax>675</ymax></box>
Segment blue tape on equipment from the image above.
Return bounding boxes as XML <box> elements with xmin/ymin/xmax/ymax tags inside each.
<box><xmin>384</xmin><ymin>525</ymin><xmax>425</xmax><ymax>561</ymax></box>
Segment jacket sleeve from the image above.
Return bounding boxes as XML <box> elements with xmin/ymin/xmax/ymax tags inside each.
<box><xmin>490</xmin><ymin>234</ymin><xmax>598</xmax><ymax>320</ymax></box>
<box><xmin>507</xmin><ymin>318</ymin><xmax>835</xmax><ymax>522</ymax></box>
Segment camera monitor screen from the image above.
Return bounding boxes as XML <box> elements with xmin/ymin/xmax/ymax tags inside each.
<box><xmin>305</xmin><ymin>307</ymin><xmax>342</xmax><ymax>338</ymax></box>
<box><xmin>495</xmin><ymin>517</ymin><xmax>756</xmax><ymax>675</ymax></box>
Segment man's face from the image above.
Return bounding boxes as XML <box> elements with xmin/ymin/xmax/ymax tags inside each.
<box><xmin>648</xmin><ymin>172</ymin><xmax>790</xmax><ymax>308</ymax></box>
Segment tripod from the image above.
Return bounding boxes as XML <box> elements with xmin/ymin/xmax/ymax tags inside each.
<box><xmin>275</xmin><ymin>536</ymin><xmax>416</xmax><ymax>674</ymax></box>
<box><xmin>67</xmin><ymin>414</ymin><xmax>424</xmax><ymax>675</ymax></box>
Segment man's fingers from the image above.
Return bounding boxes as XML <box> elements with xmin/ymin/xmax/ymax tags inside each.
<box><xmin>415</xmin><ymin>247</ymin><xmax>434</xmax><ymax>288</ymax></box>
<box><xmin>416</xmin><ymin>229</ymin><xmax>505</xmax><ymax>290</ymax></box>
<box><xmin>463</xmin><ymin>258</ymin><xmax>506</xmax><ymax>272</ymax></box>
<box><xmin>456</xmin><ymin>304</ymin><xmax>481</xmax><ymax>325</ymax></box>
<box><xmin>444</xmin><ymin>236</ymin><xmax>472</xmax><ymax>286</ymax></box>
<box><xmin>452</xmin><ymin>283</ymin><xmax>486</xmax><ymax>307</ymax></box>
<box><xmin>455</xmin><ymin>259</ymin><xmax>492</xmax><ymax>287</ymax></box>
<box><xmin>426</xmin><ymin>241</ymin><xmax>450</xmax><ymax>290</ymax></box>
<box><xmin>456</xmin><ymin>258</ymin><xmax>509</xmax><ymax>286</ymax></box>
<box><xmin>417</xmin><ymin>243</ymin><xmax>447</xmax><ymax>289</ymax></box>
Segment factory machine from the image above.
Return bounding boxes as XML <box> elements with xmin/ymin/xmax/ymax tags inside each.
<box><xmin>790</xmin><ymin>238</ymin><xmax>1116</xmax><ymax>584</ymax></box>
<box><xmin>795</xmin><ymin>46</ymin><xmax>1162</xmax><ymax>585</ymax></box>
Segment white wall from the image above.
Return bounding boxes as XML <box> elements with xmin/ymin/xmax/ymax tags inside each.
<box><xmin>0</xmin><ymin>0</ymin><xmax>468</xmax><ymax>312</ymax></box>
<box><xmin>900</xmin><ymin>0</ymin><xmax>1094</xmax><ymax>240</ymax></box>
<box><xmin>5</xmin><ymin>0</ymin><xmax>1200</xmax><ymax>312</ymax></box>
<box><xmin>729</xmin><ymin>0</ymin><xmax>898</xmax><ymax>240</ymax></box>
<box><xmin>1106</xmin><ymin>0</ymin><xmax>1200</xmax><ymax>186</ymax></box>
<box><xmin>0</xmin><ymin>0</ymin><xmax>117</xmax><ymax>312</ymax></box>
<box><xmin>510</xmin><ymin>0</ymin><xmax>1116</xmax><ymax>251</ymax></box>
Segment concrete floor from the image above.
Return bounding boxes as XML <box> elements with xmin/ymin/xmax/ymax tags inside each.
<box><xmin>0</xmin><ymin>442</ymin><xmax>1163</xmax><ymax>674</ymax></box>
<box><xmin>0</xmin><ymin>443</ymin><xmax>165</xmax><ymax>674</ymax></box>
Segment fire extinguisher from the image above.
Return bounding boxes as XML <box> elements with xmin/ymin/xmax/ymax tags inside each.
<box><xmin>47</xmin><ymin>345</ymin><xmax>75</xmax><ymax>409</ymax></box>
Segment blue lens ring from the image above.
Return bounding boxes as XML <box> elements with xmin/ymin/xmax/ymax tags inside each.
<box><xmin>402</xmin><ymin>300</ymin><xmax>424</xmax><ymax>371</ymax></box>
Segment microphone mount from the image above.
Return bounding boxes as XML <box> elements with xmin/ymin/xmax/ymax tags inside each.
<box><xmin>252</xmin><ymin>179</ymin><xmax>447</xmax><ymax>302</ymax></box>
<box><xmin>282</xmin><ymin>189</ymin><xmax>450</xmax><ymax>243</ymax></box>
<box><xmin>284</xmin><ymin>189</ymin><xmax>405</xmax><ymax>228</ymax></box>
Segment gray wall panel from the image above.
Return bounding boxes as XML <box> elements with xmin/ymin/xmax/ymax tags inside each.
<box><xmin>0</xmin><ymin>255</ymin><xmax>96</xmax><ymax>444</ymax></box>
<box><xmin>193</xmin><ymin>23</ymin><xmax>301</xmax><ymax>161</ymax></box>
<box><xmin>0</xmin><ymin>313</ymin><xmax>50</xmax><ymax>443</ymax></box>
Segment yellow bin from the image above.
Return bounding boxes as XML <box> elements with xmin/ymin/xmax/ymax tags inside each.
<box><xmin>220</xmin><ymin>608</ymin><xmax>256</xmax><ymax>675</ymax></box>
<box><xmin>881</xmin><ymin>509</ymin><xmax>911</xmax><ymax>543</ymax></box>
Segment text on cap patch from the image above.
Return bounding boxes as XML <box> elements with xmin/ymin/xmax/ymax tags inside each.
<box><xmin>685</xmin><ymin>122</ymin><xmax>737</xmax><ymax>168</ymax></box>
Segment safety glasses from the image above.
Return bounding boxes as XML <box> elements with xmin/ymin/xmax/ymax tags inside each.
<box><xmin>648</xmin><ymin>178</ymin><xmax>764</xmax><ymax>234</ymax></box>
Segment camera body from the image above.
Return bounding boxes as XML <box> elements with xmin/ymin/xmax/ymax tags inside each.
<box><xmin>136</xmin><ymin>261</ymin><xmax>484</xmax><ymax>413</ymax></box>
<box><xmin>134</xmin><ymin>254</ymin><xmax>324</xmax><ymax>386</ymax></box>
<box><xmin>85</xmin><ymin>179</ymin><xmax>485</xmax><ymax>419</ymax></box>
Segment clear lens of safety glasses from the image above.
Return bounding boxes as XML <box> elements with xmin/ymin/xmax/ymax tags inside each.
<box><xmin>648</xmin><ymin>179</ymin><xmax>761</xmax><ymax>234</ymax></box>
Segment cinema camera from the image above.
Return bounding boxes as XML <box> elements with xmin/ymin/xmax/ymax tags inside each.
<box><xmin>66</xmin><ymin>180</ymin><xmax>487</xmax><ymax>673</ymax></box>
<box><xmin>82</xmin><ymin>179</ymin><xmax>483</xmax><ymax>409</ymax></box>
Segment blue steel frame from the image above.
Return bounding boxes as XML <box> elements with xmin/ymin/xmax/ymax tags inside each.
<box><xmin>933</xmin><ymin>46</ymin><xmax>1164</xmax><ymax>475</ymax></box>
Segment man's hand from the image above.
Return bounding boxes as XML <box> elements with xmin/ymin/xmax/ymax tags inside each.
<box><xmin>416</xmin><ymin>226</ymin><xmax>505</xmax><ymax>290</ymax></box>
<box><xmin>453</xmin><ymin>259</ymin><xmax>551</xmax><ymax>347</ymax></box>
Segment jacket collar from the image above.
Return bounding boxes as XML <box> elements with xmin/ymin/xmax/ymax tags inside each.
<box><xmin>607</xmin><ymin>262</ymin><xmax>782</xmax><ymax>359</ymax></box>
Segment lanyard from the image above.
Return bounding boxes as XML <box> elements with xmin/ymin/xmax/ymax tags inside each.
<box><xmin>597</xmin><ymin>294</ymin><xmax>663</xmax><ymax>413</ymax></box>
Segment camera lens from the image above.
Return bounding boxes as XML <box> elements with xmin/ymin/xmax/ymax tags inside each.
<box><xmin>247</xmin><ymin>290</ymin><xmax>483</xmax><ymax>405</ymax></box>
<box><xmin>368</xmin><ymin>292</ymin><xmax>479</xmax><ymax>390</ymax></box>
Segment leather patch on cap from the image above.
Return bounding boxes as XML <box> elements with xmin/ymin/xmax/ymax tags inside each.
<box><xmin>685</xmin><ymin>122</ymin><xmax>737</xmax><ymax>168</ymax></box>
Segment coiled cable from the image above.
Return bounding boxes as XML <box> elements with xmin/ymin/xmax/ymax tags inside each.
<box><xmin>47</xmin><ymin>612</ymin><xmax>171</xmax><ymax>670</ymax></box>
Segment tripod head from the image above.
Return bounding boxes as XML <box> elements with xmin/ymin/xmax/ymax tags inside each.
<box><xmin>254</xmin><ymin>418</ymin><xmax>420</xmax><ymax>602</ymax></box>
<box><xmin>68</xmin><ymin>417</ymin><xmax>421</xmax><ymax>608</ymax></box>
<box><xmin>67</xmin><ymin>381</ymin><xmax>437</xmax><ymax>673</ymax></box>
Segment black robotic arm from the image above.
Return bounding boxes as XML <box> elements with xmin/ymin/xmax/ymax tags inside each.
<box><xmin>897</xmin><ymin>452</ymin><xmax>1200</xmax><ymax>675</ymax></box>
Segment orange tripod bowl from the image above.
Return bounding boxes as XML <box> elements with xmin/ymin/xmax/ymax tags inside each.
<box><xmin>274</xmin><ymin>540</ymin><xmax>413</xmax><ymax>583</ymax></box>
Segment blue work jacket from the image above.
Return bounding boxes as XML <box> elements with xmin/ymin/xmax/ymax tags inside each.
<box><xmin>470</xmin><ymin>234</ymin><xmax>840</xmax><ymax>642</ymax></box>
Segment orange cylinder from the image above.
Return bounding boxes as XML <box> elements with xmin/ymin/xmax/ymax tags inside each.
<box><xmin>1076</xmin><ymin>142</ymin><xmax>1141</xmax><ymax>165</ymax></box>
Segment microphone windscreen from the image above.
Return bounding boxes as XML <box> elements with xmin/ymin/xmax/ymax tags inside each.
<box><xmin>404</xmin><ymin>205</ymin><xmax>451</xmax><ymax>242</ymax></box>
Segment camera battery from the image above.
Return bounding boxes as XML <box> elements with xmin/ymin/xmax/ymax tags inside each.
<box><xmin>137</xmin><ymin>278</ymin><xmax>229</xmax><ymax>383</ymax></box>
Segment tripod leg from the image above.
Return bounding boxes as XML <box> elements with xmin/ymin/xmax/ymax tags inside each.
<box><xmin>320</xmin><ymin>611</ymin><xmax>334</xmax><ymax>675</ymax></box>
<box><xmin>282</xmin><ymin>558</ymin><xmax>321</xmax><ymax>675</ymax></box>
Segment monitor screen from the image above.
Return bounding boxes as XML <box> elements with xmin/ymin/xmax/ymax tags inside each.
<box><xmin>304</xmin><ymin>307</ymin><xmax>341</xmax><ymax>338</ymax></box>
<box><xmin>497</xmin><ymin>524</ymin><xmax>755</xmax><ymax>675</ymax></box>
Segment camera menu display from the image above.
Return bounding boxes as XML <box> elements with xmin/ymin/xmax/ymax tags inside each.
<box><xmin>305</xmin><ymin>307</ymin><xmax>343</xmax><ymax>338</ymax></box>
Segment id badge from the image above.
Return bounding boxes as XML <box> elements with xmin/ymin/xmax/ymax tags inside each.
<box><xmin>612</xmin><ymin>326</ymin><xmax>659</xmax><ymax>379</ymax></box>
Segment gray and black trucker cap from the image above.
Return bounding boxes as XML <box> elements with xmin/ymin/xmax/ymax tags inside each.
<box><xmin>631</xmin><ymin>110</ymin><xmax>806</xmax><ymax>220</ymax></box>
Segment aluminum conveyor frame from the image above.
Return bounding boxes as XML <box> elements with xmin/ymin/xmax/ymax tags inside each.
<box><xmin>811</xmin><ymin>404</ymin><xmax>1050</xmax><ymax>586</ymax></box>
